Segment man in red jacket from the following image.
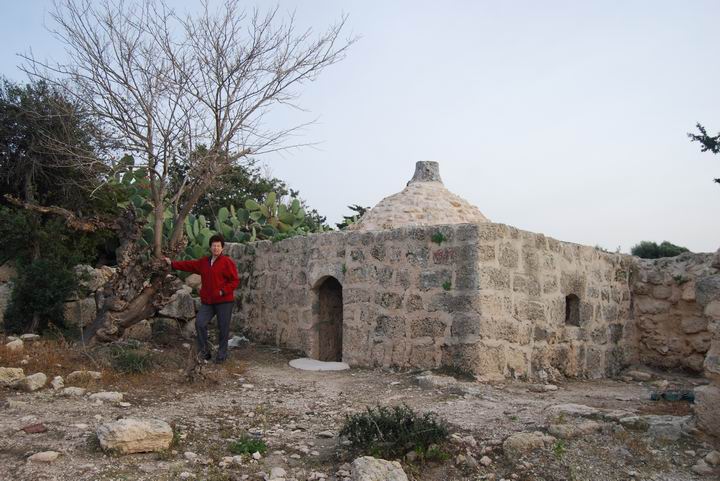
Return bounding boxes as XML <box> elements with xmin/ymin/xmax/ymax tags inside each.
<box><xmin>165</xmin><ymin>234</ymin><xmax>239</xmax><ymax>364</ymax></box>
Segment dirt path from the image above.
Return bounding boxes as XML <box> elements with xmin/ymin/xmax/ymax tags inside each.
<box><xmin>1</xmin><ymin>343</ymin><xmax>717</xmax><ymax>481</ymax></box>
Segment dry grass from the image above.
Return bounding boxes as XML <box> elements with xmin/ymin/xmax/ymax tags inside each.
<box><xmin>0</xmin><ymin>336</ymin><xmax>247</xmax><ymax>399</ymax></box>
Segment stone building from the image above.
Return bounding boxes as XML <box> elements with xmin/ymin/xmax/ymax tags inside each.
<box><xmin>227</xmin><ymin>161</ymin><xmax>638</xmax><ymax>381</ymax></box>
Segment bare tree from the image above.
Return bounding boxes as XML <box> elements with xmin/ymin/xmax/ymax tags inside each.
<box><xmin>22</xmin><ymin>0</ymin><xmax>352</xmax><ymax>342</ymax></box>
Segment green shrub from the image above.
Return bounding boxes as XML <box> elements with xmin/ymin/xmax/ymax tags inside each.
<box><xmin>110</xmin><ymin>345</ymin><xmax>156</xmax><ymax>374</ymax></box>
<box><xmin>339</xmin><ymin>404</ymin><xmax>449</xmax><ymax>459</ymax></box>
<box><xmin>3</xmin><ymin>259</ymin><xmax>76</xmax><ymax>334</ymax></box>
<box><xmin>228</xmin><ymin>435</ymin><xmax>267</xmax><ymax>455</ymax></box>
<box><xmin>631</xmin><ymin>241</ymin><xmax>689</xmax><ymax>259</ymax></box>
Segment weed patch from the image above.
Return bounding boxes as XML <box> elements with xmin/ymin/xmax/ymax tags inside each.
<box><xmin>340</xmin><ymin>404</ymin><xmax>449</xmax><ymax>459</ymax></box>
<box><xmin>229</xmin><ymin>434</ymin><xmax>267</xmax><ymax>455</ymax></box>
<box><xmin>109</xmin><ymin>345</ymin><xmax>155</xmax><ymax>374</ymax></box>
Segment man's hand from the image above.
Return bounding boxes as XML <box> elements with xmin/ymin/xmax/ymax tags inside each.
<box><xmin>163</xmin><ymin>257</ymin><xmax>172</xmax><ymax>267</ymax></box>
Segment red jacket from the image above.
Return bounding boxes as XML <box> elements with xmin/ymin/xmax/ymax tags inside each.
<box><xmin>171</xmin><ymin>254</ymin><xmax>239</xmax><ymax>305</ymax></box>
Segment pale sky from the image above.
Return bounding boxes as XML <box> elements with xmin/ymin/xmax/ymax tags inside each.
<box><xmin>1</xmin><ymin>1</ymin><xmax>718</xmax><ymax>253</ymax></box>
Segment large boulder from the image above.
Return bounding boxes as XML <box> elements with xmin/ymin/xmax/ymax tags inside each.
<box><xmin>159</xmin><ymin>286</ymin><xmax>196</xmax><ymax>320</ymax></box>
<box><xmin>96</xmin><ymin>418</ymin><xmax>173</xmax><ymax>454</ymax></box>
<box><xmin>351</xmin><ymin>456</ymin><xmax>408</xmax><ymax>481</ymax></box>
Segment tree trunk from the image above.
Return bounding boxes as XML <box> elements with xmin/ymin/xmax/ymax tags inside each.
<box><xmin>81</xmin><ymin>207</ymin><xmax>185</xmax><ymax>344</ymax></box>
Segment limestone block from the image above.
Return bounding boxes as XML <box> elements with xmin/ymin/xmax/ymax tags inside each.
<box><xmin>682</xmin><ymin>317</ymin><xmax>708</xmax><ymax>334</ymax></box>
<box><xmin>694</xmin><ymin>384</ymin><xmax>720</xmax><ymax>437</ymax></box>
<box><xmin>704</xmin><ymin>340</ymin><xmax>720</xmax><ymax>381</ymax></box>
<box><xmin>90</xmin><ymin>391</ymin><xmax>124</xmax><ymax>402</ymax></box>
<box><xmin>505</xmin><ymin>346</ymin><xmax>529</xmax><ymax>379</ymax></box>
<box><xmin>74</xmin><ymin>264</ymin><xmax>112</xmax><ymax>292</ymax></box>
<box><xmin>467</xmin><ymin>340</ymin><xmax>506</xmax><ymax>380</ymax></box>
<box><xmin>96</xmin><ymin>418</ymin><xmax>173</xmax><ymax>454</ymax></box>
<box><xmin>683</xmin><ymin>353</ymin><xmax>705</xmax><ymax>372</ymax></box>
<box><xmin>18</xmin><ymin>373</ymin><xmax>47</xmax><ymax>392</ymax></box>
<box><xmin>28</xmin><ymin>451</ymin><xmax>60</xmax><ymax>463</ymax></box>
<box><xmin>0</xmin><ymin>367</ymin><xmax>24</xmax><ymax>386</ymax></box>
<box><xmin>498</xmin><ymin>243</ymin><xmax>519</xmax><ymax>268</ymax></box>
<box><xmin>63</xmin><ymin>298</ymin><xmax>97</xmax><ymax>328</ymax></box>
<box><xmin>411</xmin><ymin>316</ymin><xmax>448</xmax><ymax>338</ymax></box>
<box><xmin>503</xmin><ymin>432</ymin><xmax>553</xmax><ymax>461</ymax></box>
<box><xmin>634</xmin><ymin>297</ymin><xmax>670</xmax><ymax>315</ymax></box>
<box><xmin>51</xmin><ymin>376</ymin><xmax>64</xmax><ymax>390</ymax></box>
<box><xmin>652</xmin><ymin>285</ymin><xmax>672</xmax><ymax>299</ymax></box>
<box><xmin>546</xmin><ymin>403</ymin><xmax>600</xmax><ymax>418</ymax></box>
<box><xmin>5</xmin><ymin>339</ymin><xmax>23</xmax><ymax>352</ymax></box>
<box><xmin>478</xmin><ymin>266</ymin><xmax>511</xmax><ymax>290</ymax></box>
<box><xmin>185</xmin><ymin>274</ymin><xmax>201</xmax><ymax>290</ymax></box>
<box><xmin>696</xmin><ymin>274</ymin><xmax>720</xmax><ymax>307</ymax></box>
<box><xmin>159</xmin><ymin>287</ymin><xmax>196</xmax><ymax>320</ymax></box>
<box><xmin>351</xmin><ymin>456</ymin><xmax>408</xmax><ymax>481</ymax></box>
<box><xmin>705</xmin><ymin>301</ymin><xmax>720</xmax><ymax>320</ymax></box>
<box><xmin>61</xmin><ymin>387</ymin><xmax>86</xmax><ymax>397</ymax></box>
<box><xmin>548</xmin><ymin>421</ymin><xmax>602</xmax><ymax>439</ymax></box>
<box><xmin>689</xmin><ymin>332</ymin><xmax>712</xmax><ymax>353</ymax></box>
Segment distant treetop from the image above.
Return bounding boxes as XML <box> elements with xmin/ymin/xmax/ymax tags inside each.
<box><xmin>630</xmin><ymin>241</ymin><xmax>690</xmax><ymax>259</ymax></box>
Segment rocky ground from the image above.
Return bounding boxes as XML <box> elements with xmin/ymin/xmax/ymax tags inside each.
<box><xmin>1</xmin><ymin>336</ymin><xmax>719</xmax><ymax>481</ymax></box>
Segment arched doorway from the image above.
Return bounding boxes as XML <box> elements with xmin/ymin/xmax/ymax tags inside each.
<box><xmin>316</xmin><ymin>276</ymin><xmax>343</xmax><ymax>362</ymax></box>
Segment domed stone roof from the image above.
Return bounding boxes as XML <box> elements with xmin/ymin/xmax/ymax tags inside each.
<box><xmin>349</xmin><ymin>161</ymin><xmax>489</xmax><ymax>231</ymax></box>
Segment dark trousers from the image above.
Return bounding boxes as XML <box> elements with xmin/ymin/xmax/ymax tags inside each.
<box><xmin>196</xmin><ymin>302</ymin><xmax>233</xmax><ymax>361</ymax></box>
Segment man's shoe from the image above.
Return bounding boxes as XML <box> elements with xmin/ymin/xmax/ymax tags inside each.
<box><xmin>213</xmin><ymin>357</ymin><xmax>226</xmax><ymax>364</ymax></box>
<box><xmin>202</xmin><ymin>351</ymin><xmax>212</xmax><ymax>361</ymax></box>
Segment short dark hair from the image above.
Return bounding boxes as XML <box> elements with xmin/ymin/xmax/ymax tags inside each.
<box><xmin>209</xmin><ymin>234</ymin><xmax>225</xmax><ymax>247</ymax></box>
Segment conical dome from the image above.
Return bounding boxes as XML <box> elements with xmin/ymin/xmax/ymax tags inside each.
<box><xmin>349</xmin><ymin>161</ymin><xmax>489</xmax><ymax>231</ymax></box>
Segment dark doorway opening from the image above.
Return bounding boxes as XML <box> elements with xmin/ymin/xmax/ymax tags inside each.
<box><xmin>565</xmin><ymin>294</ymin><xmax>580</xmax><ymax>326</ymax></box>
<box><xmin>317</xmin><ymin>277</ymin><xmax>343</xmax><ymax>362</ymax></box>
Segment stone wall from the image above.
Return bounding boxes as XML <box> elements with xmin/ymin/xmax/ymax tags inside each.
<box><xmin>229</xmin><ymin>222</ymin><xmax>635</xmax><ymax>380</ymax></box>
<box><xmin>630</xmin><ymin>253</ymin><xmax>718</xmax><ymax>372</ymax></box>
<box><xmin>457</xmin><ymin>224</ymin><xmax>634</xmax><ymax>381</ymax></box>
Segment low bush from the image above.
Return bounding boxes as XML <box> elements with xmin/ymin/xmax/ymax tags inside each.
<box><xmin>3</xmin><ymin>258</ymin><xmax>76</xmax><ymax>334</ymax></box>
<box><xmin>339</xmin><ymin>404</ymin><xmax>449</xmax><ymax>459</ymax></box>
<box><xmin>228</xmin><ymin>435</ymin><xmax>267</xmax><ymax>455</ymax></box>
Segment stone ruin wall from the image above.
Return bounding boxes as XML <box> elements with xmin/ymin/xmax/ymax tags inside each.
<box><xmin>630</xmin><ymin>253</ymin><xmax>718</xmax><ymax>373</ymax></box>
<box><xmin>628</xmin><ymin>252</ymin><xmax>720</xmax><ymax>436</ymax></box>
<box><xmin>228</xmin><ymin>222</ymin><xmax>635</xmax><ymax>381</ymax></box>
<box><xmin>463</xmin><ymin>223</ymin><xmax>634</xmax><ymax>381</ymax></box>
